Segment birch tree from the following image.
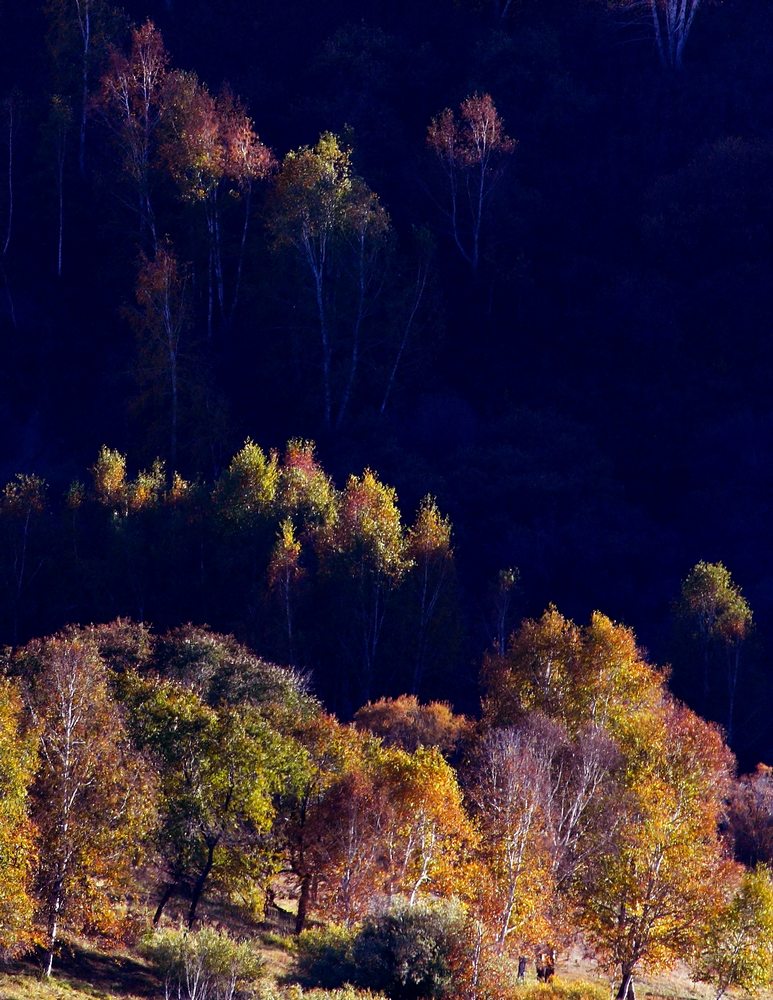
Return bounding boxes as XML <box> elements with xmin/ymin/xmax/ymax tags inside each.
<box><xmin>22</xmin><ymin>631</ymin><xmax>155</xmax><ymax>976</ymax></box>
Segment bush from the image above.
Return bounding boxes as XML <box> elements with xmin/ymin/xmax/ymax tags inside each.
<box><xmin>516</xmin><ymin>982</ymin><xmax>610</xmax><ymax>1000</ymax></box>
<box><xmin>257</xmin><ymin>986</ymin><xmax>383</xmax><ymax>1000</ymax></box>
<box><xmin>296</xmin><ymin>925</ymin><xmax>358</xmax><ymax>988</ymax></box>
<box><xmin>145</xmin><ymin>924</ymin><xmax>264</xmax><ymax>1000</ymax></box>
<box><xmin>352</xmin><ymin>899</ymin><xmax>465</xmax><ymax>1000</ymax></box>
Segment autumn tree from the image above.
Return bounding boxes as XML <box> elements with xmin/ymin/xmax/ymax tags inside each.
<box><xmin>267</xmin><ymin>519</ymin><xmax>305</xmax><ymax>666</ymax></box>
<box><xmin>98</xmin><ymin>20</ymin><xmax>169</xmax><ymax>248</ymax></box>
<box><xmin>427</xmin><ymin>92</ymin><xmax>516</xmax><ymax>273</ymax></box>
<box><xmin>727</xmin><ymin>765</ymin><xmax>773</xmax><ymax>867</ymax></box>
<box><xmin>268</xmin><ymin>133</ymin><xmax>391</xmax><ymax>428</ymax></box>
<box><xmin>482</xmin><ymin>606</ymin><xmax>665</xmax><ymax>738</ymax></box>
<box><xmin>282</xmin><ymin>714</ymin><xmax>384</xmax><ymax>931</ymax></box>
<box><xmin>465</xmin><ymin>720</ymin><xmax>558</xmax><ymax>954</ymax></box>
<box><xmin>286</xmin><ymin>718</ymin><xmax>473</xmax><ymax>930</ymax></box>
<box><xmin>0</xmin><ymin>678</ymin><xmax>38</xmax><ymax>959</ymax></box>
<box><xmin>378</xmin><ymin>743</ymin><xmax>475</xmax><ymax>906</ymax></box>
<box><xmin>354</xmin><ymin>695</ymin><xmax>469</xmax><ymax>758</ymax></box>
<box><xmin>479</xmin><ymin>606</ymin><xmax>731</xmax><ymax>994</ymax></box>
<box><xmin>275</xmin><ymin>439</ymin><xmax>337</xmax><ymax>530</ymax></box>
<box><xmin>675</xmin><ymin>560</ymin><xmax>752</xmax><ymax>740</ymax></box>
<box><xmin>404</xmin><ymin>497</ymin><xmax>457</xmax><ymax>695</ymax></box>
<box><xmin>317</xmin><ymin>469</ymin><xmax>409</xmax><ymax>705</ymax></box>
<box><xmin>160</xmin><ymin>74</ymin><xmax>274</xmax><ymax>334</ymax></box>
<box><xmin>20</xmin><ymin>630</ymin><xmax>155</xmax><ymax>976</ymax></box>
<box><xmin>150</xmin><ymin>623</ymin><xmax>316</xmax><ymax>722</ymax></box>
<box><xmin>692</xmin><ymin>865</ymin><xmax>773</xmax><ymax>1000</ymax></box>
<box><xmin>578</xmin><ymin>700</ymin><xmax>733</xmax><ymax>1000</ymax></box>
<box><xmin>213</xmin><ymin>439</ymin><xmax>278</xmax><ymax>529</ymax></box>
<box><xmin>119</xmin><ymin>671</ymin><xmax>297</xmax><ymax>926</ymax></box>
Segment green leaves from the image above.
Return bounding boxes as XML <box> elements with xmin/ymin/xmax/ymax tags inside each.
<box><xmin>692</xmin><ymin>865</ymin><xmax>773</xmax><ymax>999</ymax></box>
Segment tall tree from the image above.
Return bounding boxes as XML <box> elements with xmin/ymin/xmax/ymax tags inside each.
<box><xmin>21</xmin><ymin>631</ymin><xmax>155</xmax><ymax>976</ymax></box>
<box><xmin>268</xmin><ymin>133</ymin><xmax>391</xmax><ymax>428</ymax></box>
<box><xmin>675</xmin><ymin>560</ymin><xmax>752</xmax><ymax>740</ymax></box>
<box><xmin>578</xmin><ymin>700</ymin><xmax>733</xmax><ymax>1000</ymax></box>
<box><xmin>45</xmin><ymin>0</ymin><xmax>115</xmax><ymax>172</ymax></box>
<box><xmin>119</xmin><ymin>673</ymin><xmax>295</xmax><ymax>927</ymax></box>
<box><xmin>427</xmin><ymin>93</ymin><xmax>516</xmax><ymax>273</ymax></box>
<box><xmin>317</xmin><ymin>469</ymin><xmax>409</xmax><ymax>705</ymax></box>
<box><xmin>404</xmin><ymin>497</ymin><xmax>456</xmax><ymax>696</ymax></box>
<box><xmin>160</xmin><ymin>75</ymin><xmax>274</xmax><ymax>335</ymax></box>
<box><xmin>98</xmin><ymin>20</ymin><xmax>169</xmax><ymax>249</ymax></box>
<box><xmin>613</xmin><ymin>0</ymin><xmax>713</xmax><ymax>70</ymax></box>
<box><xmin>692</xmin><ymin>865</ymin><xmax>773</xmax><ymax>1000</ymax></box>
<box><xmin>0</xmin><ymin>678</ymin><xmax>38</xmax><ymax>960</ymax></box>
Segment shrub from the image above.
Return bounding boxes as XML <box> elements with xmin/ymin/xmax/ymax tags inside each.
<box><xmin>145</xmin><ymin>924</ymin><xmax>264</xmax><ymax>1000</ymax></box>
<box><xmin>517</xmin><ymin>982</ymin><xmax>610</xmax><ymax>1000</ymax></box>
<box><xmin>352</xmin><ymin>899</ymin><xmax>465</xmax><ymax>1000</ymax></box>
<box><xmin>296</xmin><ymin>925</ymin><xmax>358</xmax><ymax>988</ymax></box>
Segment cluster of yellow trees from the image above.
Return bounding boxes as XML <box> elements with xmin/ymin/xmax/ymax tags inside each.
<box><xmin>2</xmin><ymin>607</ymin><xmax>772</xmax><ymax>998</ymax></box>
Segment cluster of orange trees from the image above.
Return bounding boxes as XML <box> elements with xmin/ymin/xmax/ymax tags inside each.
<box><xmin>2</xmin><ymin>599</ymin><xmax>772</xmax><ymax>998</ymax></box>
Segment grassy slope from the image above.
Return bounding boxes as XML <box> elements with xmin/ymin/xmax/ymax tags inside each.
<box><xmin>0</xmin><ymin>931</ymin><xmax>762</xmax><ymax>1000</ymax></box>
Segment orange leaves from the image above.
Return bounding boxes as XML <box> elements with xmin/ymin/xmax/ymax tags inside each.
<box><xmin>428</xmin><ymin>93</ymin><xmax>516</xmax><ymax>169</ymax></box>
<box><xmin>426</xmin><ymin>92</ymin><xmax>516</xmax><ymax>269</ymax></box>
<box><xmin>20</xmin><ymin>630</ymin><xmax>156</xmax><ymax>971</ymax></box>
<box><xmin>354</xmin><ymin>695</ymin><xmax>469</xmax><ymax>756</ymax></box>
<box><xmin>98</xmin><ymin>20</ymin><xmax>169</xmax><ymax>179</ymax></box>
<box><xmin>159</xmin><ymin>74</ymin><xmax>274</xmax><ymax>204</ymax></box>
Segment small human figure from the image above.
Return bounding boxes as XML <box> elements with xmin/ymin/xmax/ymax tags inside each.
<box><xmin>518</xmin><ymin>955</ymin><xmax>527</xmax><ymax>980</ymax></box>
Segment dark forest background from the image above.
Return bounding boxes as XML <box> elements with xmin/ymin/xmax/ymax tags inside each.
<box><xmin>1</xmin><ymin>0</ymin><xmax>772</xmax><ymax>766</ymax></box>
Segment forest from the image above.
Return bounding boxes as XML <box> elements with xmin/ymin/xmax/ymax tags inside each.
<box><xmin>2</xmin><ymin>0</ymin><xmax>773</xmax><ymax>997</ymax></box>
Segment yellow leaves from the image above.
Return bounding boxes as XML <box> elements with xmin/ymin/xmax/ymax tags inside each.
<box><xmin>268</xmin><ymin>519</ymin><xmax>304</xmax><ymax>592</ymax></box>
<box><xmin>213</xmin><ymin>438</ymin><xmax>279</xmax><ymax>525</ymax></box>
<box><xmin>1</xmin><ymin>473</ymin><xmax>47</xmax><ymax>519</ymax></box>
<box><xmin>407</xmin><ymin>496</ymin><xmax>452</xmax><ymax>562</ymax></box>
<box><xmin>91</xmin><ymin>445</ymin><xmax>127</xmax><ymax>510</ymax></box>
<box><xmin>276</xmin><ymin>439</ymin><xmax>337</xmax><ymax>527</ymax></box>
<box><xmin>0</xmin><ymin>679</ymin><xmax>38</xmax><ymax>957</ymax></box>
<box><xmin>322</xmin><ymin>469</ymin><xmax>409</xmax><ymax>581</ymax></box>
<box><xmin>483</xmin><ymin>607</ymin><xmax>665</xmax><ymax>743</ymax></box>
<box><xmin>269</xmin><ymin>132</ymin><xmax>390</xmax><ymax>257</ymax></box>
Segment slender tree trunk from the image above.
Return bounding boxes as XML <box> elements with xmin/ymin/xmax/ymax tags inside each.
<box><xmin>616</xmin><ymin>970</ymin><xmax>636</xmax><ymax>1000</ymax></box>
<box><xmin>380</xmin><ymin>256</ymin><xmax>427</xmax><ymax>417</ymax></box>
<box><xmin>153</xmin><ymin>882</ymin><xmax>177</xmax><ymax>924</ymax></box>
<box><xmin>229</xmin><ymin>181</ymin><xmax>252</xmax><ymax>325</ymax></box>
<box><xmin>3</xmin><ymin>97</ymin><xmax>14</xmax><ymax>258</ymax></box>
<box><xmin>472</xmin><ymin>159</ymin><xmax>486</xmax><ymax>273</ymax></box>
<box><xmin>187</xmin><ymin>840</ymin><xmax>217</xmax><ymax>927</ymax></box>
<box><xmin>78</xmin><ymin>2</ymin><xmax>90</xmax><ymax>174</ymax></box>
<box><xmin>336</xmin><ymin>233</ymin><xmax>366</xmax><ymax>429</ymax></box>
<box><xmin>295</xmin><ymin>873</ymin><xmax>312</xmax><ymax>934</ymax></box>
<box><xmin>169</xmin><ymin>358</ymin><xmax>178</xmax><ymax>470</ymax></box>
<box><xmin>57</xmin><ymin>137</ymin><xmax>66</xmax><ymax>277</ymax></box>
<box><xmin>314</xmin><ymin>268</ymin><xmax>331</xmax><ymax>427</ymax></box>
